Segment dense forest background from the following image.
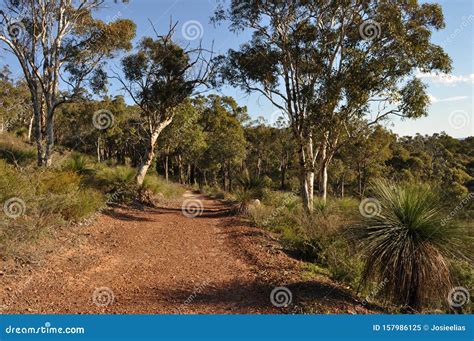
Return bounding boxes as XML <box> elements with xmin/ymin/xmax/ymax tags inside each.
<box><xmin>1</xmin><ymin>75</ymin><xmax>473</xmax><ymax>199</ymax></box>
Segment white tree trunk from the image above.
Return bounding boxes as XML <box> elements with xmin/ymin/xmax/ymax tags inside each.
<box><xmin>136</xmin><ymin>131</ymin><xmax>160</xmax><ymax>186</ymax></box>
<box><xmin>96</xmin><ymin>136</ymin><xmax>101</xmax><ymax>162</ymax></box>
<box><xmin>27</xmin><ymin>116</ymin><xmax>34</xmax><ymax>141</ymax></box>
<box><xmin>136</xmin><ymin>119</ymin><xmax>173</xmax><ymax>186</ymax></box>
<box><xmin>44</xmin><ymin>113</ymin><xmax>54</xmax><ymax>167</ymax></box>
<box><xmin>321</xmin><ymin>163</ymin><xmax>328</xmax><ymax>202</ymax></box>
<box><xmin>298</xmin><ymin>136</ymin><xmax>315</xmax><ymax>213</ymax></box>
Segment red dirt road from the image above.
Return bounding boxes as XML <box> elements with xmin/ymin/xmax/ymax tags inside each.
<box><xmin>0</xmin><ymin>192</ymin><xmax>369</xmax><ymax>314</ymax></box>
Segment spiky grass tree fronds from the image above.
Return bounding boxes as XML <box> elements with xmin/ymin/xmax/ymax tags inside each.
<box><xmin>63</xmin><ymin>153</ymin><xmax>95</xmax><ymax>175</ymax></box>
<box><xmin>352</xmin><ymin>180</ymin><xmax>470</xmax><ymax>310</ymax></box>
<box><xmin>234</xmin><ymin>169</ymin><xmax>266</xmax><ymax>214</ymax></box>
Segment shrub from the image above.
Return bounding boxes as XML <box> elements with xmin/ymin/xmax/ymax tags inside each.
<box><xmin>249</xmin><ymin>190</ymin><xmax>383</xmax><ymax>289</ymax></box>
<box><xmin>350</xmin><ymin>180</ymin><xmax>470</xmax><ymax>310</ymax></box>
<box><xmin>61</xmin><ymin>189</ymin><xmax>104</xmax><ymax>221</ymax></box>
<box><xmin>142</xmin><ymin>175</ymin><xmax>185</xmax><ymax>199</ymax></box>
<box><xmin>62</xmin><ymin>153</ymin><xmax>95</xmax><ymax>175</ymax></box>
<box><xmin>234</xmin><ymin>170</ymin><xmax>268</xmax><ymax>209</ymax></box>
<box><xmin>94</xmin><ymin>166</ymin><xmax>137</xmax><ymax>203</ymax></box>
<box><xmin>94</xmin><ymin>165</ymin><xmax>185</xmax><ymax>203</ymax></box>
<box><xmin>0</xmin><ymin>161</ymin><xmax>105</xmax><ymax>257</ymax></box>
<box><xmin>0</xmin><ymin>133</ymin><xmax>36</xmax><ymax>166</ymax></box>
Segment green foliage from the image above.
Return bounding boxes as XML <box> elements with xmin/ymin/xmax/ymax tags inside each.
<box><xmin>142</xmin><ymin>176</ymin><xmax>185</xmax><ymax>199</ymax></box>
<box><xmin>234</xmin><ymin>169</ymin><xmax>266</xmax><ymax>206</ymax></box>
<box><xmin>0</xmin><ymin>76</ymin><xmax>31</xmax><ymax>134</ymax></box>
<box><xmin>351</xmin><ymin>180</ymin><xmax>471</xmax><ymax>309</ymax></box>
<box><xmin>94</xmin><ymin>165</ymin><xmax>184</xmax><ymax>203</ymax></box>
<box><xmin>95</xmin><ymin>166</ymin><xmax>138</xmax><ymax>203</ymax></box>
<box><xmin>248</xmin><ymin>190</ymin><xmax>363</xmax><ymax>287</ymax></box>
<box><xmin>0</xmin><ymin>160</ymin><xmax>105</xmax><ymax>256</ymax></box>
<box><xmin>0</xmin><ymin>133</ymin><xmax>36</xmax><ymax>166</ymax></box>
<box><xmin>62</xmin><ymin>153</ymin><xmax>95</xmax><ymax>175</ymax></box>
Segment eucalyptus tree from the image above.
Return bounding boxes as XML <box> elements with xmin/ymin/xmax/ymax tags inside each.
<box><xmin>0</xmin><ymin>0</ymin><xmax>135</xmax><ymax>166</ymax></box>
<box><xmin>0</xmin><ymin>67</ymin><xmax>30</xmax><ymax>135</ymax></box>
<box><xmin>215</xmin><ymin>0</ymin><xmax>451</xmax><ymax>211</ymax></box>
<box><xmin>157</xmin><ymin>99</ymin><xmax>207</xmax><ymax>183</ymax></box>
<box><xmin>118</xmin><ymin>24</ymin><xmax>215</xmax><ymax>185</ymax></box>
<box><xmin>196</xmin><ymin>95</ymin><xmax>247</xmax><ymax>191</ymax></box>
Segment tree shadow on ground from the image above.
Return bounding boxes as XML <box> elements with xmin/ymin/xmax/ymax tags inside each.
<box><xmin>124</xmin><ymin>279</ymin><xmax>369</xmax><ymax>313</ymax></box>
<box><xmin>149</xmin><ymin>206</ymin><xmax>235</xmax><ymax>218</ymax></box>
<box><xmin>102</xmin><ymin>209</ymin><xmax>157</xmax><ymax>222</ymax></box>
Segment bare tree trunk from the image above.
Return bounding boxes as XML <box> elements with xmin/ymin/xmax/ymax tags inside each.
<box><xmin>321</xmin><ymin>163</ymin><xmax>328</xmax><ymax>202</ymax></box>
<box><xmin>187</xmin><ymin>163</ymin><xmax>191</xmax><ymax>184</ymax></box>
<box><xmin>164</xmin><ymin>155</ymin><xmax>169</xmax><ymax>182</ymax></box>
<box><xmin>136</xmin><ymin>119</ymin><xmax>173</xmax><ymax>186</ymax></box>
<box><xmin>298</xmin><ymin>142</ymin><xmax>313</xmax><ymax>213</ymax></box>
<box><xmin>190</xmin><ymin>164</ymin><xmax>196</xmax><ymax>185</ymax></box>
<box><xmin>228</xmin><ymin>162</ymin><xmax>232</xmax><ymax>192</ymax></box>
<box><xmin>44</xmin><ymin>110</ymin><xmax>54</xmax><ymax>166</ymax></box>
<box><xmin>319</xmin><ymin>135</ymin><xmax>329</xmax><ymax>202</ymax></box>
<box><xmin>221</xmin><ymin>165</ymin><xmax>226</xmax><ymax>191</ymax></box>
<box><xmin>341</xmin><ymin>174</ymin><xmax>345</xmax><ymax>198</ymax></box>
<box><xmin>136</xmin><ymin>131</ymin><xmax>159</xmax><ymax>186</ymax></box>
<box><xmin>280</xmin><ymin>161</ymin><xmax>287</xmax><ymax>190</ymax></box>
<box><xmin>34</xmin><ymin>101</ymin><xmax>47</xmax><ymax>166</ymax></box>
<box><xmin>177</xmin><ymin>155</ymin><xmax>185</xmax><ymax>184</ymax></box>
<box><xmin>96</xmin><ymin>136</ymin><xmax>101</xmax><ymax>162</ymax></box>
<box><xmin>27</xmin><ymin>116</ymin><xmax>34</xmax><ymax>141</ymax></box>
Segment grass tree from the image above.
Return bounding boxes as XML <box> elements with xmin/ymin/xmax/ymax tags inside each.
<box><xmin>215</xmin><ymin>0</ymin><xmax>451</xmax><ymax>211</ymax></box>
<box><xmin>352</xmin><ymin>180</ymin><xmax>470</xmax><ymax>310</ymax></box>
<box><xmin>117</xmin><ymin>23</ymin><xmax>215</xmax><ymax>186</ymax></box>
<box><xmin>0</xmin><ymin>0</ymin><xmax>135</xmax><ymax>166</ymax></box>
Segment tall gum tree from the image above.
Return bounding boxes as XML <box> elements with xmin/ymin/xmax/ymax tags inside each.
<box><xmin>117</xmin><ymin>24</ymin><xmax>215</xmax><ymax>186</ymax></box>
<box><xmin>0</xmin><ymin>0</ymin><xmax>135</xmax><ymax>166</ymax></box>
<box><xmin>214</xmin><ymin>0</ymin><xmax>451</xmax><ymax>212</ymax></box>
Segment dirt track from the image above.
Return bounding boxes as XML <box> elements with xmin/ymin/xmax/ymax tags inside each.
<box><xmin>0</xmin><ymin>192</ymin><xmax>370</xmax><ymax>314</ymax></box>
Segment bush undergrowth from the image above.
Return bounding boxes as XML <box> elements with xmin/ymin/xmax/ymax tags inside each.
<box><xmin>0</xmin><ymin>136</ymin><xmax>186</xmax><ymax>258</ymax></box>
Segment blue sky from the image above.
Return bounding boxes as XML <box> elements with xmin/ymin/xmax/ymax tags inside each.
<box><xmin>3</xmin><ymin>0</ymin><xmax>473</xmax><ymax>138</ymax></box>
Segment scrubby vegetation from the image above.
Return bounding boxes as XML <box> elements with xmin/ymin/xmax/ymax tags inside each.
<box><xmin>245</xmin><ymin>183</ymin><xmax>473</xmax><ymax>313</ymax></box>
<box><xmin>0</xmin><ymin>133</ymin><xmax>184</xmax><ymax>258</ymax></box>
<box><xmin>0</xmin><ymin>0</ymin><xmax>471</xmax><ymax>315</ymax></box>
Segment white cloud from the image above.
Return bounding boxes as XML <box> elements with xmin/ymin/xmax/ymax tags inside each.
<box><xmin>428</xmin><ymin>94</ymin><xmax>469</xmax><ymax>103</ymax></box>
<box><xmin>416</xmin><ymin>71</ymin><xmax>474</xmax><ymax>86</ymax></box>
